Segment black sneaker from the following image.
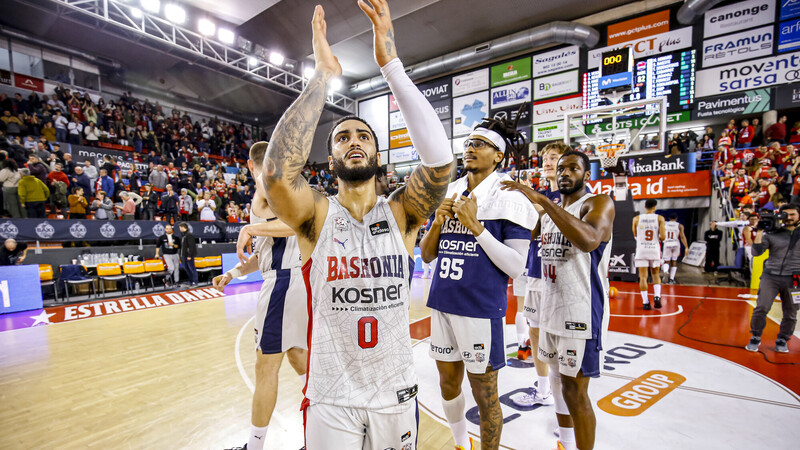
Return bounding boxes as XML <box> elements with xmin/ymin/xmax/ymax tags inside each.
<box><xmin>654</xmin><ymin>297</ymin><xmax>662</xmax><ymax>309</ymax></box>
<box><xmin>745</xmin><ymin>336</ymin><xmax>761</xmax><ymax>352</ymax></box>
<box><xmin>643</xmin><ymin>303</ymin><xmax>652</xmax><ymax>311</ymax></box>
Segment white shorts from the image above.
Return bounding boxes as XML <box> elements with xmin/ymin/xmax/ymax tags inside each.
<box><xmin>634</xmin><ymin>259</ymin><xmax>661</xmax><ymax>268</ymax></box>
<box><xmin>663</xmin><ymin>244</ymin><xmax>680</xmax><ymax>261</ymax></box>
<box><xmin>304</xmin><ymin>401</ymin><xmax>418</xmax><ymax>450</ymax></box>
<box><xmin>512</xmin><ymin>274</ymin><xmax>528</xmax><ymax>296</ymax></box>
<box><xmin>429</xmin><ymin>310</ymin><xmax>506</xmax><ymax>373</ymax></box>
<box><xmin>538</xmin><ymin>330</ymin><xmax>602</xmax><ymax>378</ymax></box>
<box><xmin>523</xmin><ymin>277</ymin><xmax>543</xmax><ymax>327</ymax></box>
<box><xmin>254</xmin><ymin>268</ymin><xmax>309</xmax><ymax>354</ymax></box>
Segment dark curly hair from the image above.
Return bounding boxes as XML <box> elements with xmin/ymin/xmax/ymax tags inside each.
<box><xmin>472</xmin><ymin>102</ymin><xmax>529</xmax><ymax>169</ymax></box>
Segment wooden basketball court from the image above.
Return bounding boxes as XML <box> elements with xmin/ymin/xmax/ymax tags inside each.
<box><xmin>1</xmin><ymin>279</ymin><xmax>798</xmax><ymax>449</ymax></box>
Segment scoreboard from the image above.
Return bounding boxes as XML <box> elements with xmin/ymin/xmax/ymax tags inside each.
<box><xmin>584</xmin><ymin>49</ymin><xmax>696</xmax><ymax>111</ymax></box>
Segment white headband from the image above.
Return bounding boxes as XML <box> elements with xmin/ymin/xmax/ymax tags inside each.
<box><xmin>470</xmin><ymin>127</ymin><xmax>506</xmax><ymax>153</ymax></box>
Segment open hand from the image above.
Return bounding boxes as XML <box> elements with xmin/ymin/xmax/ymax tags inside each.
<box><xmin>311</xmin><ymin>5</ymin><xmax>342</xmax><ymax>78</ymax></box>
<box><xmin>500</xmin><ymin>180</ymin><xmax>540</xmax><ymax>204</ymax></box>
<box><xmin>358</xmin><ymin>0</ymin><xmax>398</xmax><ymax>67</ymax></box>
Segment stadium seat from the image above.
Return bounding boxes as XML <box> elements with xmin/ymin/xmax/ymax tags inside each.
<box><xmin>97</xmin><ymin>263</ymin><xmax>128</xmax><ymax>296</ymax></box>
<box><xmin>39</xmin><ymin>264</ymin><xmax>59</xmax><ymax>302</ymax></box>
<box><xmin>196</xmin><ymin>255</ymin><xmax>222</xmax><ymax>282</ymax></box>
<box><xmin>145</xmin><ymin>259</ymin><xmax>169</xmax><ymax>287</ymax></box>
<box><xmin>716</xmin><ymin>247</ymin><xmax>748</xmax><ymax>287</ymax></box>
<box><xmin>124</xmin><ymin>261</ymin><xmax>153</xmax><ymax>291</ymax></box>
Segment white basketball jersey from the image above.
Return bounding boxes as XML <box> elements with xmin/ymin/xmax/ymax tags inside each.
<box><xmin>539</xmin><ymin>193</ymin><xmax>612</xmax><ymax>340</ymax></box>
<box><xmin>635</xmin><ymin>213</ymin><xmax>661</xmax><ymax>260</ymax></box>
<box><xmin>303</xmin><ymin>196</ymin><xmax>416</xmax><ymax>412</ymax></box>
<box><xmin>251</xmin><ymin>213</ymin><xmax>302</xmax><ymax>273</ymax></box>
<box><xmin>664</xmin><ymin>221</ymin><xmax>681</xmax><ymax>247</ymax></box>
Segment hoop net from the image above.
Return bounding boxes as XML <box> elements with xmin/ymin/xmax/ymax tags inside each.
<box><xmin>597</xmin><ymin>143</ymin><xmax>627</xmax><ymax>169</ymax></box>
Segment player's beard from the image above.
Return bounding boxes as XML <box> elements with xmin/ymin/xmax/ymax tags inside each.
<box><xmin>333</xmin><ymin>153</ymin><xmax>379</xmax><ymax>183</ymax></box>
<box><xmin>558</xmin><ymin>177</ymin><xmax>585</xmax><ymax>195</ymax></box>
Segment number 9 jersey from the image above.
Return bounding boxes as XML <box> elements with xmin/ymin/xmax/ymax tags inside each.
<box><xmin>302</xmin><ymin>196</ymin><xmax>417</xmax><ymax>413</ymax></box>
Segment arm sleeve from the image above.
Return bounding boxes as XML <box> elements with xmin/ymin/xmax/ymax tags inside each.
<box><xmin>475</xmin><ymin>231</ymin><xmax>529</xmax><ymax>279</ymax></box>
<box><xmin>752</xmin><ymin>234</ymin><xmax>769</xmax><ymax>257</ymax></box>
<box><xmin>380</xmin><ymin>58</ymin><xmax>453</xmax><ymax>167</ymax></box>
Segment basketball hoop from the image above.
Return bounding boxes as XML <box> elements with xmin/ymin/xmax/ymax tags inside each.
<box><xmin>597</xmin><ymin>143</ymin><xmax>627</xmax><ymax>169</ymax></box>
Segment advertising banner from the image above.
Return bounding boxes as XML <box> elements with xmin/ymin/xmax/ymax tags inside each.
<box><xmin>389</xmin><ymin>94</ymin><xmax>399</xmax><ymax>112</ymax></box>
<box><xmin>584</xmin><ymin>111</ymin><xmax>690</xmax><ymax>135</ymax></box>
<box><xmin>782</xmin><ymin>0</ymin><xmax>800</xmax><ymax>20</ymax></box>
<box><xmin>775</xmin><ymin>83</ymin><xmax>800</xmax><ymax>109</ymax></box>
<box><xmin>70</xmin><ymin>144</ymin><xmax>150</xmax><ymax>172</ymax></box>
<box><xmin>389</xmin><ymin>128</ymin><xmax>411</xmax><ymax>149</ymax></box>
<box><xmin>692</xmin><ymin>88</ymin><xmax>773</xmax><ymax>120</ymax></box>
<box><xmin>13</xmin><ymin>73</ymin><xmax>44</xmax><ymax>92</ymax></box>
<box><xmin>702</xmin><ymin>25</ymin><xmax>774</xmax><ymax>67</ymax></box>
<box><xmin>490</xmin><ymin>104</ymin><xmax>531</xmax><ymax>127</ymax></box>
<box><xmin>683</xmin><ymin>242</ymin><xmax>707</xmax><ymax>267</ymax></box>
<box><xmin>695</xmin><ymin>52</ymin><xmax>800</xmax><ymax>97</ymax></box>
<box><xmin>607</xmin><ymin>10</ymin><xmax>670</xmax><ymax>46</ymax></box>
<box><xmin>533</xmin><ymin>70</ymin><xmax>579</xmax><ymax>100</ymax></box>
<box><xmin>587</xmin><ymin>171</ymin><xmax>711</xmax><ymax>199</ymax></box>
<box><xmin>453</xmin><ymin>91</ymin><xmax>489</xmax><ymax>137</ymax></box>
<box><xmin>704</xmin><ymin>0</ymin><xmax>775</xmax><ymax>38</ymax></box>
<box><xmin>0</xmin><ymin>265</ymin><xmax>43</xmax><ymax>314</ymax></box>
<box><xmin>490</xmin><ymin>57</ymin><xmax>532</xmax><ymax>87</ymax></box>
<box><xmin>416</xmin><ymin>78</ymin><xmax>451</xmax><ymax>102</ymax></box>
<box><xmin>532</xmin><ymin>45</ymin><xmax>580</xmax><ymax>77</ymax></box>
<box><xmin>779</xmin><ymin>18</ymin><xmax>800</xmax><ymax>52</ymax></box>
<box><xmin>0</xmin><ymin>69</ymin><xmax>10</xmax><ymax>86</ymax></box>
<box><xmin>590</xmin><ymin>153</ymin><xmax>697</xmax><ymax>180</ymax></box>
<box><xmin>431</xmin><ymin>98</ymin><xmax>452</xmax><ymax>121</ymax></box>
<box><xmin>532</xmin><ymin>121</ymin><xmax>582</xmax><ymax>142</ymax></box>
<box><xmin>588</xmin><ymin>28</ymin><xmax>694</xmax><ymax>69</ymax></box>
<box><xmin>389</xmin><ymin>146</ymin><xmax>418</xmax><ymax>164</ymax></box>
<box><xmin>452</xmin><ymin>68</ymin><xmax>489</xmax><ymax>97</ymax></box>
<box><xmin>0</xmin><ymin>219</ymin><xmax>245</xmax><ymax>242</ymax></box>
<box><xmin>532</xmin><ymin>94</ymin><xmax>583</xmax><ymax>124</ymax></box>
<box><xmin>389</xmin><ymin>110</ymin><xmax>406</xmax><ymax>131</ymax></box>
<box><xmin>490</xmin><ymin>80</ymin><xmax>531</xmax><ymax>109</ymax></box>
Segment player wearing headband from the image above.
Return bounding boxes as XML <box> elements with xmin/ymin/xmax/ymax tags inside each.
<box><xmin>420</xmin><ymin>118</ymin><xmax>536</xmax><ymax>449</ymax></box>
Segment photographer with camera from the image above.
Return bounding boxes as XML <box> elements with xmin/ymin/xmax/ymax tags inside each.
<box><xmin>745</xmin><ymin>204</ymin><xmax>800</xmax><ymax>354</ymax></box>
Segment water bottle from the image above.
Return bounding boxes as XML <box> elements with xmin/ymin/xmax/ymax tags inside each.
<box><xmin>135</xmin><ymin>282</ymin><xmax>140</xmax><ymax>292</ymax></box>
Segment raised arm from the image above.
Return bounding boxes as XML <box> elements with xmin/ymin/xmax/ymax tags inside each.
<box><xmin>359</xmin><ymin>0</ymin><xmax>453</xmax><ymax>233</ymax></box>
<box><xmin>262</xmin><ymin>6</ymin><xmax>341</xmax><ymax>240</ymax></box>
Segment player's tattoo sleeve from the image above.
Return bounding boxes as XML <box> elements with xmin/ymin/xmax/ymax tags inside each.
<box><xmin>264</xmin><ymin>72</ymin><xmax>332</xmax><ymax>191</ymax></box>
<box><xmin>394</xmin><ymin>162</ymin><xmax>451</xmax><ymax>230</ymax></box>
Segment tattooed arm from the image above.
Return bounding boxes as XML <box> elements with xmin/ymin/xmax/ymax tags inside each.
<box><xmin>262</xmin><ymin>5</ymin><xmax>341</xmax><ymax>241</ymax></box>
<box><xmin>360</xmin><ymin>0</ymin><xmax>453</xmax><ymax>234</ymax></box>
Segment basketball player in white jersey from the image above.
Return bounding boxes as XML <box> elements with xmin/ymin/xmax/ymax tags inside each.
<box><xmin>262</xmin><ymin>2</ymin><xmax>453</xmax><ymax>447</ymax></box>
<box><xmin>663</xmin><ymin>213</ymin><xmax>688</xmax><ymax>284</ymax></box>
<box><xmin>420</xmin><ymin>118</ymin><xmax>536</xmax><ymax>450</ymax></box>
<box><xmin>214</xmin><ymin>142</ymin><xmax>308</xmax><ymax>450</ymax></box>
<box><xmin>512</xmin><ymin>141</ymin><xmax>570</xmax><ymax>410</ymax></box>
<box><xmin>502</xmin><ymin>150</ymin><xmax>614</xmax><ymax>450</ymax></box>
<box><xmin>632</xmin><ymin>199</ymin><xmax>666</xmax><ymax>310</ymax></box>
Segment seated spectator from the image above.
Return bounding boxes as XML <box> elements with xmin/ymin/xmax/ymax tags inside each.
<box><xmin>18</xmin><ymin>168</ymin><xmax>50</xmax><ymax>219</ymax></box>
<box><xmin>0</xmin><ymin>238</ymin><xmax>28</xmax><ymax>265</ymax></box>
<box><xmin>1</xmin><ymin>111</ymin><xmax>23</xmax><ymax>136</ymax></box>
<box><xmin>89</xmin><ymin>190</ymin><xmax>113</xmax><ymax>220</ymax></box>
<box><xmin>68</xmin><ymin>186</ymin><xmax>88</xmax><ymax>219</ymax></box>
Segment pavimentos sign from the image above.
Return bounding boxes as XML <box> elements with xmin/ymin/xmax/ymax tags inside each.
<box><xmin>704</xmin><ymin>0</ymin><xmax>775</xmax><ymax>38</ymax></box>
<box><xmin>692</xmin><ymin>88</ymin><xmax>773</xmax><ymax>120</ymax></box>
<box><xmin>587</xmin><ymin>27</ymin><xmax>693</xmax><ymax>69</ymax></box>
<box><xmin>695</xmin><ymin>52</ymin><xmax>800</xmax><ymax>97</ymax></box>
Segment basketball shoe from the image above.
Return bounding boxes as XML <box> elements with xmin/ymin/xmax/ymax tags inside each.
<box><xmin>511</xmin><ymin>387</ymin><xmax>554</xmax><ymax>407</ymax></box>
<box><xmin>517</xmin><ymin>339</ymin><xmax>532</xmax><ymax>360</ymax></box>
<box><xmin>455</xmin><ymin>437</ymin><xmax>474</xmax><ymax>450</ymax></box>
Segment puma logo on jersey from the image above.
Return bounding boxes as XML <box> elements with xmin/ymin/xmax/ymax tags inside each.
<box><xmin>333</xmin><ymin>238</ymin><xmax>348</xmax><ymax>249</ymax></box>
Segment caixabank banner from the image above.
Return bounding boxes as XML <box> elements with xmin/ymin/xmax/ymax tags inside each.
<box><xmin>588</xmin><ymin>153</ymin><xmax>710</xmax><ymax>200</ymax></box>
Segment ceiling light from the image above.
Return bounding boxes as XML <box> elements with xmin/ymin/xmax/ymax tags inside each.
<box><xmin>248</xmin><ymin>57</ymin><xmax>259</xmax><ymax>67</ymax></box>
<box><xmin>164</xmin><ymin>4</ymin><xmax>186</xmax><ymax>24</ymax></box>
<box><xmin>140</xmin><ymin>0</ymin><xmax>160</xmax><ymax>13</ymax></box>
<box><xmin>303</xmin><ymin>67</ymin><xmax>316</xmax><ymax>79</ymax></box>
<box><xmin>269</xmin><ymin>52</ymin><xmax>285</xmax><ymax>66</ymax></box>
<box><xmin>218</xmin><ymin>28</ymin><xmax>235</xmax><ymax>45</ymax></box>
<box><xmin>330</xmin><ymin>78</ymin><xmax>343</xmax><ymax>91</ymax></box>
<box><xmin>130</xmin><ymin>7</ymin><xmax>143</xmax><ymax>18</ymax></box>
<box><xmin>198</xmin><ymin>18</ymin><xmax>215</xmax><ymax>36</ymax></box>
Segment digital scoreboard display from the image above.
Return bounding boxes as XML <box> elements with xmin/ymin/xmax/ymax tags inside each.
<box><xmin>599</xmin><ymin>48</ymin><xmax>631</xmax><ymax>77</ymax></box>
<box><xmin>583</xmin><ymin>49</ymin><xmax>696</xmax><ymax>112</ymax></box>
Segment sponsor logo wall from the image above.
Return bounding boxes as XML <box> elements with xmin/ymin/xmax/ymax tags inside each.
<box><xmin>532</xmin><ymin>46</ymin><xmax>580</xmax><ymax>77</ymax></box>
<box><xmin>490</xmin><ymin>57</ymin><xmax>531</xmax><ymax>87</ymax></box>
<box><xmin>782</xmin><ymin>0</ymin><xmax>800</xmax><ymax>20</ymax></box>
<box><xmin>779</xmin><ymin>18</ymin><xmax>800</xmax><ymax>52</ymax></box>
<box><xmin>13</xmin><ymin>73</ymin><xmax>44</xmax><ymax>92</ymax></box>
<box><xmin>591</xmin><ymin>153</ymin><xmax>697</xmax><ymax>180</ymax></box>
<box><xmin>389</xmin><ymin>128</ymin><xmax>412</xmax><ymax>149</ymax></box>
<box><xmin>692</xmin><ymin>88</ymin><xmax>773</xmax><ymax>119</ymax></box>
<box><xmin>584</xmin><ymin>111</ymin><xmax>690</xmax><ymax>136</ymax></box>
<box><xmin>0</xmin><ymin>218</ymin><xmax>244</xmax><ymax>241</ymax></box>
<box><xmin>695</xmin><ymin>52</ymin><xmax>800</xmax><ymax>96</ymax></box>
<box><xmin>417</xmin><ymin>78</ymin><xmax>451</xmax><ymax>102</ymax></box>
<box><xmin>703</xmin><ymin>0</ymin><xmax>775</xmax><ymax>38</ymax></box>
<box><xmin>532</xmin><ymin>94</ymin><xmax>583</xmax><ymax>124</ymax></box>
<box><xmin>589</xmin><ymin>27</ymin><xmax>694</xmax><ymax>69</ymax></box>
<box><xmin>490</xmin><ymin>105</ymin><xmax>531</xmax><ymax>127</ymax></box>
<box><xmin>532</xmin><ymin>121</ymin><xmax>582</xmax><ymax>142</ymax></box>
<box><xmin>588</xmin><ymin>171</ymin><xmax>711</xmax><ymax>199</ymax></box>
<box><xmin>533</xmin><ymin>70</ymin><xmax>579</xmax><ymax>100</ymax></box>
<box><xmin>70</xmin><ymin>145</ymin><xmax>150</xmax><ymax>172</ymax></box>
<box><xmin>607</xmin><ymin>10</ymin><xmax>670</xmax><ymax>45</ymax></box>
<box><xmin>702</xmin><ymin>25</ymin><xmax>774</xmax><ymax>67</ymax></box>
<box><xmin>452</xmin><ymin>68</ymin><xmax>489</xmax><ymax>96</ymax></box>
<box><xmin>389</xmin><ymin>146</ymin><xmax>418</xmax><ymax>164</ymax></box>
<box><xmin>490</xmin><ymin>80</ymin><xmax>531</xmax><ymax>109</ymax></box>
<box><xmin>453</xmin><ymin>91</ymin><xmax>489</xmax><ymax>137</ymax></box>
